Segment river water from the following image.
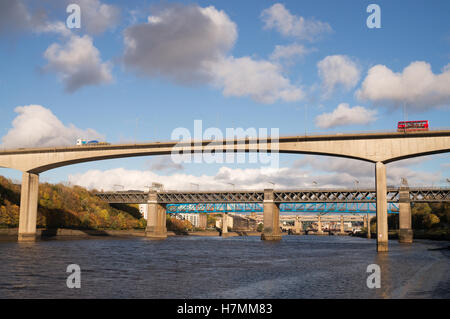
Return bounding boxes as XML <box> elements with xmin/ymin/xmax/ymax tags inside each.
<box><xmin>0</xmin><ymin>235</ymin><xmax>449</xmax><ymax>298</ymax></box>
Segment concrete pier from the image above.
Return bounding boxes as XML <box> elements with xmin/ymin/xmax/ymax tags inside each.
<box><xmin>398</xmin><ymin>184</ymin><xmax>413</xmax><ymax>243</ymax></box>
<box><xmin>261</xmin><ymin>189</ymin><xmax>282</xmax><ymax>241</ymax></box>
<box><xmin>145</xmin><ymin>191</ymin><xmax>167</xmax><ymax>240</ymax></box>
<box><xmin>221</xmin><ymin>213</ymin><xmax>230</xmax><ymax>237</ymax></box>
<box><xmin>18</xmin><ymin>172</ymin><xmax>39</xmax><ymax>242</ymax></box>
<box><xmin>339</xmin><ymin>215</ymin><xmax>345</xmax><ymax>234</ymax></box>
<box><xmin>376</xmin><ymin>162</ymin><xmax>388</xmax><ymax>252</ymax></box>
<box><xmin>317</xmin><ymin>215</ymin><xmax>324</xmax><ymax>234</ymax></box>
<box><xmin>367</xmin><ymin>214</ymin><xmax>372</xmax><ymax>239</ymax></box>
<box><xmin>293</xmin><ymin>216</ymin><xmax>304</xmax><ymax>235</ymax></box>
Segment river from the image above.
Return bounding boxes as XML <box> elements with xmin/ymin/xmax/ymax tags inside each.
<box><xmin>0</xmin><ymin>235</ymin><xmax>449</xmax><ymax>298</ymax></box>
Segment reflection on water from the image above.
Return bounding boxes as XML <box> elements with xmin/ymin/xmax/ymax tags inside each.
<box><xmin>0</xmin><ymin>235</ymin><xmax>448</xmax><ymax>298</ymax></box>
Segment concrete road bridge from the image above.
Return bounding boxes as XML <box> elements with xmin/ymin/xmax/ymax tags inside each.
<box><xmin>1</xmin><ymin>130</ymin><xmax>449</xmax><ymax>252</ymax></box>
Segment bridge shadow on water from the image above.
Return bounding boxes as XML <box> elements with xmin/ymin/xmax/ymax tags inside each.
<box><xmin>39</xmin><ymin>207</ymin><xmax>110</xmax><ymax>238</ymax></box>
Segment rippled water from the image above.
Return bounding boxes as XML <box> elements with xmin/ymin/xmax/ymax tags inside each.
<box><xmin>0</xmin><ymin>235</ymin><xmax>449</xmax><ymax>298</ymax></box>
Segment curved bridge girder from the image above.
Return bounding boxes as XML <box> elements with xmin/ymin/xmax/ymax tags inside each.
<box><xmin>0</xmin><ymin>131</ymin><xmax>448</xmax><ymax>173</ymax></box>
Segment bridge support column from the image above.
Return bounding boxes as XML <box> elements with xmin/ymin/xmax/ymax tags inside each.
<box><xmin>376</xmin><ymin>162</ymin><xmax>388</xmax><ymax>252</ymax></box>
<box><xmin>399</xmin><ymin>186</ymin><xmax>413</xmax><ymax>243</ymax></box>
<box><xmin>18</xmin><ymin>172</ymin><xmax>39</xmax><ymax>242</ymax></box>
<box><xmin>261</xmin><ymin>189</ymin><xmax>281</xmax><ymax>241</ymax></box>
<box><xmin>145</xmin><ymin>191</ymin><xmax>167</xmax><ymax>240</ymax></box>
<box><xmin>294</xmin><ymin>216</ymin><xmax>304</xmax><ymax>235</ymax></box>
<box><xmin>340</xmin><ymin>215</ymin><xmax>345</xmax><ymax>234</ymax></box>
<box><xmin>317</xmin><ymin>215</ymin><xmax>323</xmax><ymax>234</ymax></box>
<box><xmin>221</xmin><ymin>213</ymin><xmax>229</xmax><ymax>237</ymax></box>
<box><xmin>366</xmin><ymin>214</ymin><xmax>372</xmax><ymax>239</ymax></box>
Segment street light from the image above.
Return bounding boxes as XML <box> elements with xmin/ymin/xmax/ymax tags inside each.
<box><xmin>354</xmin><ymin>180</ymin><xmax>359</xmax><ymax>190</ymax></box>
<box><xmin>312</xmin><ymin>181</ymin><xmax>318</xmax><ymax>187</ymax></box>
<box><xmin>191</xmin><ymin>183</ymin><xmax>199</xmax><ymax>191</ymax></box>
<box><xmin>268</xmin><ymin>181</ymin><xmax>275</xmax><ymax>189</ymax></box>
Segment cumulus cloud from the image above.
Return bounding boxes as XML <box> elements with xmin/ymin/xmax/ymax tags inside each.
<box><xmin>123</xmin><ymin>4</ymin><xmax>237</xmax><ymax>84</ymax></box>
<box><xmin>36</xmin><ymin>21</ymin><xmax>72</xmax><ymax>37</ymax></box>
<box><xmin>294</xmin><ymin>156</ymin><xmax>441</xmax><ymax>187</ymax></box>
<box><xmin>68</xmin><ymin>155</ymin><xmax>442</xmax><ymax>191</ymax></box>
<box><xmin>1</xmin><ymin>105</ymin><xmax>103</xmax><ymax>149</ymax></box>
<box><xmin>208</xmin><ymin>56</ymin><xmax>304</xmax><ymax>103</ymax></box>
<box><xmin>356</xmin><ymin>61</ymin><xmax>450</xmax><ymax>110</ymax></box>
<box><xmin>270</xmin><ymin>43</ymin><xmax>310</xmax><ymax>63</ymax></box>
<box><xmin>147</xmin><ymin>156</ymin><xmax>184</xmax><ymax>172</ymax></box>
<box><xmin>72</xmin><ymin>0</ymin><xmax>120</xmax><ymax>34</ymax></box>
<box><xmin>0</xmin><ymin>0</ymin><xmax>119</xmax><ymax>36</ymax></box>
<box><xmin>317</xmin><ymin>55</ymin><xmax>361</xmax><ymax>96</ymax></box>
<box><xmin>122</xmin><ymin>3</ymin><xmax>303</xmax><ymax>103</ymax></box>
<box><xmin>43</xmin><ymin>34</ymin><xmax>113</xmax><ymax>92</ymax></box>
<box><xmin>315</xmin><ymin>103</ymin><xmax>377</xmax><ymax>129</ymax></box>
<box><xmin>261</xmin><ymin>3</ymin><xmax>332</xmax><ymax>41</ymax></box>
<box><xmin>0</xmin><ymin>0</ymin><xmax>46</xmax><ymax>35</ymax></box>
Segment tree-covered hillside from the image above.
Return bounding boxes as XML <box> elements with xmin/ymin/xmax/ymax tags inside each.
<box><xmin>0</xmin><ymin>176</ymin><xmax>146</xmax><ymax>230</ymax></box>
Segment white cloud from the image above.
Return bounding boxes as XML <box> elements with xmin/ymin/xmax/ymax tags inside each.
<box><xmin>208</xmin><ymin>56</ymin><xmax>304</xmax><ymax>103</ymax></box>
<box><xmin>69</xmin><ymin>166</ymin><xmax>293</xmax><ymax>191</ymax></box>
<box><xmin>147</xmin><ymin>156</ymin><xmax>184</xmax><ymax>172</ymax></box>
<box><xmin>356</xmin><ymin>61</ymin><xmax>450</xmax><ymax>110</ymax></box>
<box><xmin>70</xmin><ymin>0</ymin><xmax>120</xmax><ymax>34</ymax></box>
<box><xmin>68</xmin><ymin>155</ymin><xmax>442</xmax><ymax>191</ymax></box>
<box><xmin>270</xmin><ymin>43</ymin><xmax>310</xmax><ymax>63</ymax></box>
<box><xmin>36</xmin><ymin>21</ymin><xmax>72</xmax><ymax>37</ymax></box>
<box><xmin>317</xmin><ymin>55</ymin><xmax>361</xmax><ymax>96</ymax></box>
<box><xmin>0</xmin><ymin>0</ymin><xmax>46</xmax><ymax>35</ymax></box>
<box><xmin>123</xmin><ymin>4</ymin><xmax>237</xmax><ymax>84</ymax></box>
<box><xmin>0</xmin><ymin>0</ymin><xmax>119</xmax><ymax>36</ymax></box>
<box><xmin>43</xmin><ymin>34</ymin><xmax>113</xmax><ymax>92</ymax></box>
<box><xmin>1</xmin><ymin>105</ymin><xmax>103</xmax><ymax>149</ymax></box>
<box><xmin>122</xmin><ymin>3</ymin><xmax>303</xmax><ymax>103</ymax></box>
<box><xmin>261</xmin><ymin>3</ymin><xmax>332</xmax><ymax>41</ymax></box>
<box><xmin>315</xmin><ymin>103</ymin><xmax>377</xmax><ymax>129</ymax></box>
<box><xmin>294</xmin><ymin>155</ymin><xmax>441</xmax><ymax>187</ymax></box>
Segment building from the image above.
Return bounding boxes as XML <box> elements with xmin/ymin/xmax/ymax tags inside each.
<box><xmin>139</xmin><ymin>204</ymin><xmax>148</xmax><ymax>220</ymax></box>
<box><xmin>177</xmin><ymin>213</ymin><xmax>207</xmax><ymax>229</ymax></box>
<box><xmin>215</xmin><ymin>214</ymin><xmax>234</xmax><ymax>230</ymax></box>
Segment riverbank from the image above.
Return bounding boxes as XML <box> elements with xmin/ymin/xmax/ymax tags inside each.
<box><xmin>0</xmin><ymin>228</ymin><xmax>264</xmax><ymax>240</ymax></box>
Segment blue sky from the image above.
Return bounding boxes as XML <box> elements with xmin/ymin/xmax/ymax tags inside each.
<box><xmin>0</xmin><ymin>0</ymin><xmax>449</xmax><ymax>190</ymax></box>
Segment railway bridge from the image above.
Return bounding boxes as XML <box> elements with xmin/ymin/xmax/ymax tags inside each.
<box><xmin>96</xmin><ymin>186</ymin><xmax>450</xmax><ymax>242</ymax></box>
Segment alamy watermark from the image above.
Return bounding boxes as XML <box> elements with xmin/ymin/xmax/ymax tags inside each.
<box><xmin>171</xmin><ymin>120</ymin><xmax>280</xmax><ymax>168</ymax></box>
<box><xmin>366</xmin><ymin>4</ymin><xmax>381</xmax><ymax>29</ymax></box>
<box><xmin>66</xmin><ymin>4</ymin><xmax>81</xmax><ymax>29</ymax></box>
<box><xmin>366</xmin><ymin>264</ymin><xmax>381</xmax><ymax>289</ymax></box>
<box><xmin>66</xmin><ymin>264</ymin><xmax>81</xmax><ymax>289</ymax></box>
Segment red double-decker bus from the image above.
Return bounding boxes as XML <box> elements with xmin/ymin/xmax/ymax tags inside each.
<box><xmin>397</xmin><ymin>120</ymin><xmax>429</xmax><ymax>132</ymax></box>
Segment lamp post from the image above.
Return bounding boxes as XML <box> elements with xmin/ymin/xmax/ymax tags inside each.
<box><xmin>191</xmin><ymin>183</ymin><xmax>200</xmax><ymax>191</ymax></box>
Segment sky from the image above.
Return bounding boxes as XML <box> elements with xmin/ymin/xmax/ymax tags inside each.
<box><xmin>0</xmin><ymin>0</ymin><xmax>449</xmax><ymax>191</ymax></box>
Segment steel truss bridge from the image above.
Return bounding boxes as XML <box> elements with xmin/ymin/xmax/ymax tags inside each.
<box><xmin>96</xmin><ymin>187</ymin><xmax>449</xmax><ymax>214</ymax></box>
<box><xmin>165</xmin><ymin>202</ymin><xmax>399</xmax><ymax>214</ymax></box>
